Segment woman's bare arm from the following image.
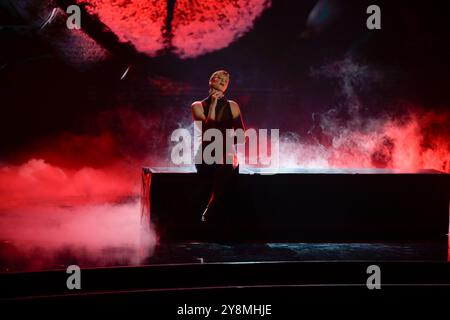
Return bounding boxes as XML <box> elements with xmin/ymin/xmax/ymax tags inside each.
<box><xmin>229</xmin><ymin>100</ymin><xmax>245</xmax><ymax>130</ymax></box>
<box><xmin>191</xmin><ymin>101</ymin><xmax>206</xmax><ymax>121</ymax></box>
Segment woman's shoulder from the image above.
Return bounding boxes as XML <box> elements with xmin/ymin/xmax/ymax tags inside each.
<box><xmin>227</xmin><ymin>100</ymin><xmax>240</xmax><ymax>107</ymax></box>
<box><xmin>227</xmin><ymin>100</ymin><xmax>241</xmax><ymax>117</ymax></box>
<box><xmin>191</xmin><ymin>101</ymin><xmax>203</xmax><ymax>108</ymax></box>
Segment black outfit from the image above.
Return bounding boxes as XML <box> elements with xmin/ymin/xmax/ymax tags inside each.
<box><xmin>195</xmin><ymin>94</ymin><xmax>244</xmax><ymax>173</ymax></box>
<box><xmin>195</xmin><ymin>95</ymin><xmax>244</xmax><ymax>218</ymax></box>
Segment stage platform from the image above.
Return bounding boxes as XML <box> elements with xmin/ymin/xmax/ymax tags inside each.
<box><xmin>1</xmin><ymin>239</ymin><xmax>449</xmax><ymax>307</ymax></box>
<box><xmin>142</xmin><ymin>167</ymin><xmax>450</xmax><ymax>242</ymax></box>
<box><xmin>2</xmin><ymin>258</ymin><xmax>450</xmax><ymax>307</ymax></box>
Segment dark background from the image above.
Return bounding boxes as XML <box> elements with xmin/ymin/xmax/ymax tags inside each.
<box><xmin>1</xmin><ymin>0</ymin><xmax>449</xmax><ymax>167</ymax></box>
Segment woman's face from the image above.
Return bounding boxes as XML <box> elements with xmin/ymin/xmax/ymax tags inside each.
<box><xmin>209</xmin><ymin>73</ymin><xmax>230</xmax><ymax>92</ymax></box>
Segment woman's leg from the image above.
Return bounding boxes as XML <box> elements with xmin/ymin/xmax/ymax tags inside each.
<box><xmin>202</xmin><ymin>164</ymin><xmax>238</xmax><ymax>222</ymax></box>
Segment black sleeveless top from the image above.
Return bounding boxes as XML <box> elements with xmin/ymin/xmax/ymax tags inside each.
<box><xmin>197</xmin><ymin>95</ymin><xmax>244</xmax><ymax>165</ymax></box>
<box><xmin>201</xmin><ymin>95</ymin><xmax>234</xmax><ymax>129</ymax></box>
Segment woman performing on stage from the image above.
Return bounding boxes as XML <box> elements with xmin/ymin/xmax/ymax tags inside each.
<box><xmin>191</xmin><ymin>70</ymin><xmax>245</xmax><ymax>222</ymax></box>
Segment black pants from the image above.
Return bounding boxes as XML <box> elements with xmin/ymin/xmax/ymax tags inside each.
<box><xmin>195</xmin><ymin>163</ymin><xmax>239</xmax><ymax>210</ymax></box>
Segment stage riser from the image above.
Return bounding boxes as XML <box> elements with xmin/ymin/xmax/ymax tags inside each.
<box><xmin>146</xmin><ymin>172</ymin><xmax>450</xmax><ymax>241</ymax></box>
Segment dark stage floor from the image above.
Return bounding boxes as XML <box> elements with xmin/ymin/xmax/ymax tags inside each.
<box><xmin>1</xmin><ymin>240</ymin><xmax>448</xmax><ymax>273</ymax></box>
<box><xmin>1</xmin><ymin>240</ymin><xmax>449</xmax><ymax>310</ymax></box>
<box><xmin>148</xmin><ymin>241</ymin><xmax>449</xmax><ymax>265</ymax></box>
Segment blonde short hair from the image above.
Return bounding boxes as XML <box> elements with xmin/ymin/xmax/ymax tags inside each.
<box><xmin>209</xmin><ymin>70</ymin><xmax>230</xmax><ymax>82</ymax></box>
